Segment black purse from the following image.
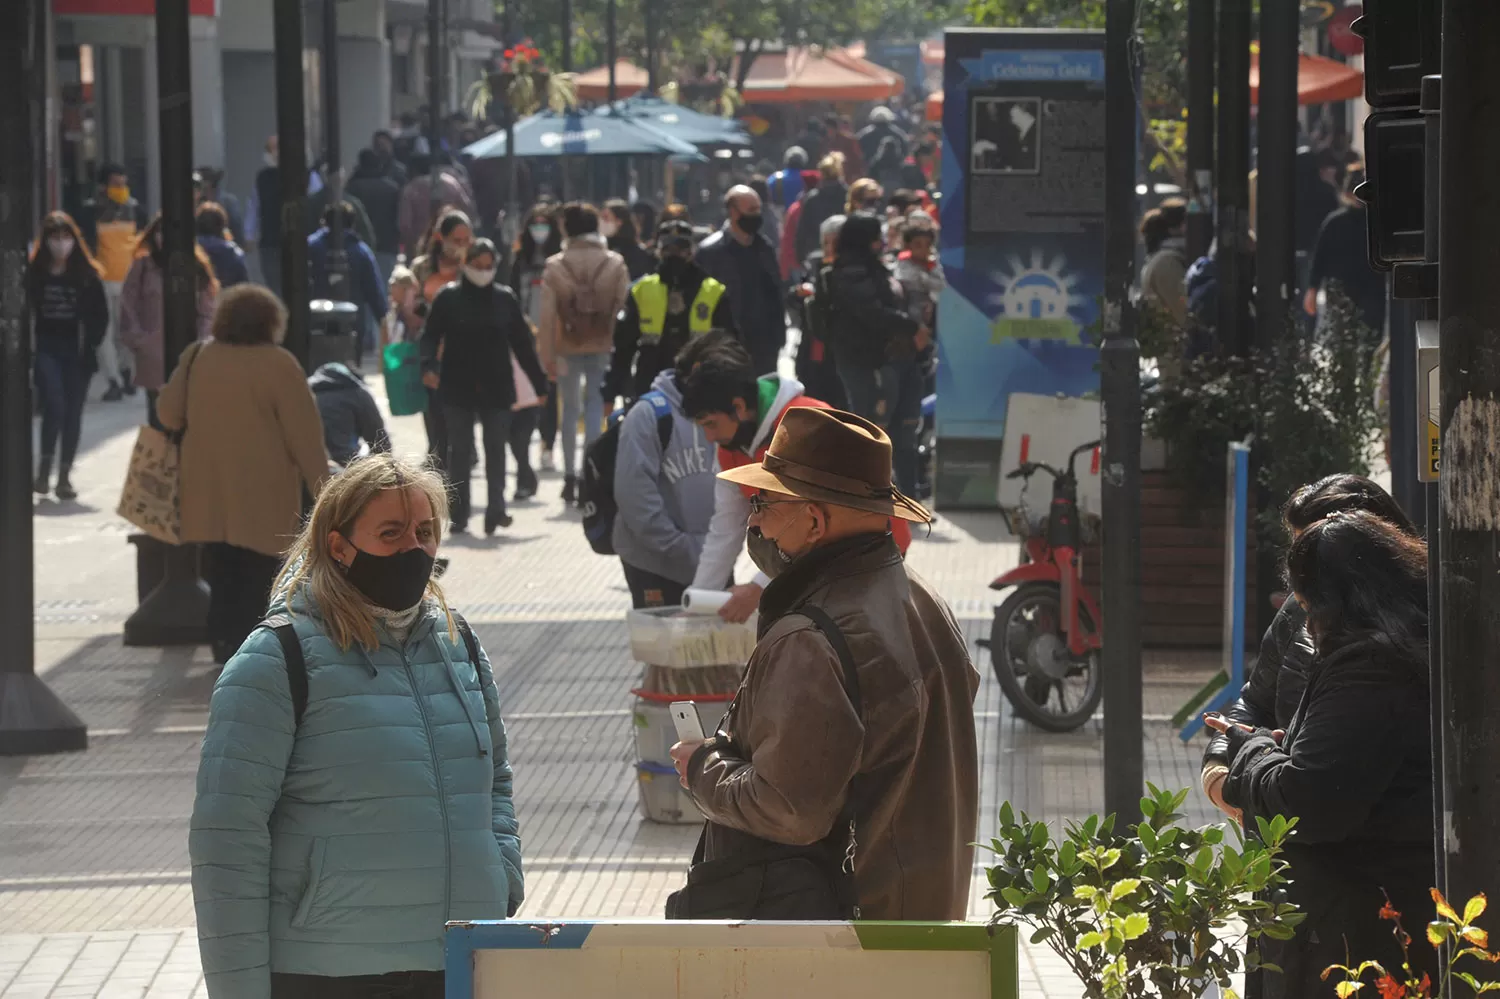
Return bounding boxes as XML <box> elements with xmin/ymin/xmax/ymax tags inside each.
<box><xmin>665</xmin><ymin>606</ymin><xmax>866</xmax><ymax>921</ymax></box>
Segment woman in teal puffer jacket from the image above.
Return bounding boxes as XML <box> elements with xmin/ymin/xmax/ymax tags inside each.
<box><xmin>190</xmin><ymin>454</ymin><xmax>522</xmax><ymax>999</ymax></box>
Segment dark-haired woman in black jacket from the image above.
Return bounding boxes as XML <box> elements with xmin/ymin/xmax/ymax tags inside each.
<box><xmin>28</xmin><ymin>211</ymin><xmax>109</xmax><ymax>501</ymax></box>
<box><xmin>1200</xmin><ymin>474</ymin><xmax>1418</xmax><ymax>821</ymax></box>
<box><xmin>422</xmin><ymin>238</ymin><xmax>548</xmax><ymax>535</ymax></box>
<box><xmin>1209</xmin><ymin>510</ymin><xmax>1435</xmax><ymax>999</ymax></box>
<box><xmin>824</xmin><ymin>211</ymin><xmax>929</xmax><ymax>495</ymax></box>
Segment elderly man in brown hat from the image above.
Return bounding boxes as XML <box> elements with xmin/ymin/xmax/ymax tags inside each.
<box><xmin>666</xmin><ymin>407</ymin><xmax>980</xmax><ymax>922</ymax></box>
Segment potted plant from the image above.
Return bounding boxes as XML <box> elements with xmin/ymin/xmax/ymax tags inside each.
<box><xmin>985</xmin><ymin>784</ymin><xmax>1305</xmax><ymax>999</ymax></box>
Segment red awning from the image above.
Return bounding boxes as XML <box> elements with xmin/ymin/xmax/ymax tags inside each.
<box><xmin>574</xmin><ymin>60</ymin><xmax>650</xmax><ymax>102</ymax></box>
<box><xmin>738</xmin><ymin>47</ymin><xmax>904</xmax><ymax>104</ymax></box>
<box><xmin>1251</xmin><ymin>49</ymin><xmax>1363</xmax><ymax>105</ymax></box>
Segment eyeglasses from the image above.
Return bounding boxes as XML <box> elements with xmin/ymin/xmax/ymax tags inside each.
<box><xmin>748</xmin><ymin>495</ymin><xmax>803</xmax><ymax>515</ymax></box>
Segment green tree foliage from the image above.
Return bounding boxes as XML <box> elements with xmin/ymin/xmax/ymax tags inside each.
<box><xmin>507</xmin><ymin>0</ymin><xmax>960</xmax><ymax>92</ymax></box>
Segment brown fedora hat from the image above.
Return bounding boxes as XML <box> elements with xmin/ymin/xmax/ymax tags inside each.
<box><xmin>718</xmin><ymin>407</ymin><xmax>933</xmax><ymax>523</ymax></box>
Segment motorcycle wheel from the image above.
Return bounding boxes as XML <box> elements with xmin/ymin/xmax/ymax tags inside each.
<box><xmin>989</xmin><ymin>582</ymin><xmax>1103</xmax><ymax>733</ymax></box>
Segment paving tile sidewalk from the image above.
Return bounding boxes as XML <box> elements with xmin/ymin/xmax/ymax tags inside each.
<box><xmin>2</xmin><ymin>381</ymin><xmax>1226</xmax><ymax>998</ymax></box>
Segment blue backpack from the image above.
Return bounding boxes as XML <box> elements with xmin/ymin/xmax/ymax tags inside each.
<box><xmin>580</xmin><ymin>391</ymin><xmax>674</xmax><ymax>556</ymax></box>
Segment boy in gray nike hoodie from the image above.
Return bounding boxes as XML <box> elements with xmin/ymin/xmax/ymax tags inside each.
<box><xmin>614</xmin><ymin>368</ymin><xmax>719</xmax><ymax>607</ymax></box>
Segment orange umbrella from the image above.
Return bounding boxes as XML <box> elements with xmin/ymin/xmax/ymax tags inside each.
<box><xmin>1250</xmin><ymin>49</ymin><xmax>1363</xmax><ymax>105</ymax></box>
<box><xmin>739</xmin><ymin>46</ymin><xmax>904</xmax><ymax>104</ymax></box>
<box><xmin>574</xmin><ymin>60</ymin><xmax>650</xmax><ymax>102</ymax></box>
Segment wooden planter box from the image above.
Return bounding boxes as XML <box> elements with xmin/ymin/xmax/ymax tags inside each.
<box><xmin>1080</xmin><ymin>470</ymin><xmax>1255</xmax><ymax>650</ymax></box>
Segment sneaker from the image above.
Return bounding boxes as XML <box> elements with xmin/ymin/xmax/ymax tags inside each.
<box><xmin>55</xmin><ymin>478</ymin><xmax>77</xmax><ymax>502</ymax></box>
<box><xmin>561</xmin><ymin>476</ymin><xmax>577</xmax><ymax>505</ymax></box>
<box><xmin>514</xmin><ymin>485</ymin><xmax>537</xmax><ymax>502</ymax></box>
<box><xmin>485</xmin><ymin>510</ymin><xmax>514</xmax><ymax>535</ymax></box>
<box><xmin>102</xmin><ymin>381</ymin><xmax>123</xmax><ymax>402</ymax></box>
<box><xmin>540</xmin><ymin>450</ymin><xmax>555</xmax><ymax>472</ymax></box>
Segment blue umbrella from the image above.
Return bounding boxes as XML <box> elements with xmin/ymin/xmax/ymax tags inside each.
<box><xmin>463</xmin><ymin>108</ymin><xmax>704</xmax><ymax>160</ymax></box>
<box><xmin>615</xmin><ymin>94</ymin><xmax>751</xmax><ymax>148</ymax></box>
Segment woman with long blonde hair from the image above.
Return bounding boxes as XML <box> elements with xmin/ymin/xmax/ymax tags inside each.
<box><xmin>189</xmin><ymin>453</ymin><xmax>522</xmax><ymax>999</ymax></box>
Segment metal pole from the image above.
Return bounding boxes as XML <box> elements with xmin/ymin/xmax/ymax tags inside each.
<box><xmin>645</xmin><ymin>0</ymin><xmax>658</xmax><ymax>93</ymax></box>
<box><xmin>122</xmin><ymin>0</ymin><xmax>213</xmax><ymax>649</ymax></box>
<box><xmin>1215</xmin><ymin>0</ymin><xmax>1252</xmax><ymax>357</ymax></box>
<box><xmin>561</xmin><ymin>0</ymin><xmax>573</xmax><ymax>73</ymax></box>
<box><xmin>1438</xmin><ymin>0</ymin><xmax>1500</xmax><ymax>898</ymax></box>
<box><xmin>1420</xmin><ymin>70</ymin><xmax>1444</xmax><ymax>896</ymax></box>
<box><xmin>503</xmin><ymin>0</ymin><xmax>518</xmax><ymax>250</ymax></box>
<box><xmin>1251</xmin><ymin>0</ymin><xmax>1298</xmax><ymax>643</ymax></box>
<box><xmin>274</xmin><ymin>0</ymin><xmax>310</xmax><ymax>370</ymax></box>
<box><xmin>322</xmin><ymin>0</ymin><xmax>348</xmax><ymax>308</ymax></box>
<box><xmin>0</xmin><ymin>0</ymin><xmax>87</xmax><ymax>755</ymax></box>
<box><xmin>1388</xmin><ymin>289</ymin><xmax>1423</xmax><ymax>527</ymax></box>
<box><xmin>1185</xmin><ymin>0</ymin><xmax>1215</xmax><ymax>260</ymax></box>
<box><xmin>607</xmin><ymin>0</ymin><xmax>618</xmax><ymax>104</ymax></box>
<box><xmin>427</xmin><ymin>0</ymin><xmax>444</xmax><ymax>152</ymax></box>
<box><xmin>1102</xmin><ymin>0</ymin><xmax>1143</xmax><ymax>826</ymax></box>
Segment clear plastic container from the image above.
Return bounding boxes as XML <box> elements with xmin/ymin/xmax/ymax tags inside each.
<box><xmin>627</xmin><ymin>606</ymin><xmax>758</xmax><ymax>668</ymax></box>
<box><xmin>631</xmin><ymin>691</ymin><xmax>733</xmax><ymax>766</ymax></box>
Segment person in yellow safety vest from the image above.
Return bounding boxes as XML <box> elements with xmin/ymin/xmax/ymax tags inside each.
<box><xmin>603</xmin><ymin>219</ymin><xmax>736</xmax><ymax>406</ymax></box>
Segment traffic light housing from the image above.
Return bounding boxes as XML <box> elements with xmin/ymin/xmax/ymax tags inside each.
<box><xmin>1356</xmin><ymin>110</ymin><xmax>1425</xmax><ymax>270</ymax></box>
<box><xmin>1351</xmin><ymin>0</ymin><xmax>1442</xmax><ymax>108</ymax></box>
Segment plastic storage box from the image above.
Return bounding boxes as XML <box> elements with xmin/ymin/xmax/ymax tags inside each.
<box><xmin>631</xmin><ymin>690</ymin><xmax>733</xmax><ymax>766</ymax></box>
<box><xmin>635</xmin><ymin>761</ymin><xmax>699</xmax><ymax>824</ymax></box>
<box><xmin>627</xmin><ymin>607</ymin><xmax>757</xmax><ymax>669</ymax></box>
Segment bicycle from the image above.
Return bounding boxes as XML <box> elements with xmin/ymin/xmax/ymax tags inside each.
<box><xmin>982</xmin><ymin>439</ymin><xmax>1103</xmax><ymax>732</ymax></box>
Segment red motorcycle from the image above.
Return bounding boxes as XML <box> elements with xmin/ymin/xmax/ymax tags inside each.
<box><xmin>983</xmin><ymin>439</ymin><xmax>1103</xmax><ymax>732</ymax></box>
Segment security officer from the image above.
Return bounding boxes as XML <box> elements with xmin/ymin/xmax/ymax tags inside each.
<box><xmin>603</xmin><ymin>219</ymin><xmax>735</xmax><ymax>405</ymax></box>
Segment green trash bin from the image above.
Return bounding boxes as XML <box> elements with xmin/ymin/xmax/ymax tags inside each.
<box><xmin>382</xmin><ymin>340</ymin><xmax>428</xmax><ymax>416</ymax></box>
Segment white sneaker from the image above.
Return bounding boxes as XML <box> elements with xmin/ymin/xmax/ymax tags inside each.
<box><xmin>540</xmin><ymin>450</ymin><xmax>555</xmax><ymax>472</ymax></box>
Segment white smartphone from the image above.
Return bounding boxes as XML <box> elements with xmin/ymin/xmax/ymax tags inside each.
<box><xmin>670</xmin><ymin>701</ymin><xmax>706</xmax><ymax>743</ymax></box>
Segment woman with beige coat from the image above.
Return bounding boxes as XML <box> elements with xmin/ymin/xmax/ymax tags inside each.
<box><xmin>157</xmin><ymin>284</ymin><xmax>330</xmax><ymax>664</ymax></box>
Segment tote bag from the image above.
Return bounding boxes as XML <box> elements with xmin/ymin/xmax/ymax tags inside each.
<box><xmin>116</xmin><ymin>343</ymin><xmax>202</xmax><ymax>544</ymax></box>
<box><xmin>382</xmin><ymin>341</ymin><xmax>428</xmax><ymax>416</ymax></box>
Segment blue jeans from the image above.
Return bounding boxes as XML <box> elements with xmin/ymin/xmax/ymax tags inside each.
<box><xmin>838</xmin><ymin>357</ymin><xmax>924</xmax><ymax>496</ymax></box>
<box><xmin>558</xmin><ymin>352</ymin><xmax>609</xmax><ymax>478</ymax></box>
<box><xmin>34</xmin><ymin>349</ymin><xmax>90</xmax><ymax>472</ymax></box>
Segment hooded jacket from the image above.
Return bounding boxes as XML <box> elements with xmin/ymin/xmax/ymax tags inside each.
<box><xmin>308</xmin><ymin>362</ymin><xmax>391</xmax><ymax>466</ymax></box>
<box><xmin>685</xmin><ymin>532</ymin><xmax>980</xmax><ymax>921</ymax></box>
<box><xmin>189</xmin><ymin>590</ymin><xmax>522</xmax><ymax>999</ymax></box>
<box><xmin>612</xmin><ymin>371</ymin><xmax>719</xmax><ymax>586</ymax></box>
<box><xmin>537</xmin><ymin>235</ymin><xmax>632</xmax><ymax>364</ymax></box>
<box><xmin>690</xmin><ymin>374</ymin><xmax>827</xmax><ymax>591</ymax></box>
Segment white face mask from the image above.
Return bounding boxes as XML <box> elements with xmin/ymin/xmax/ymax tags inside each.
<box><xmin>47</xmin><ymin>236</ymin><xmax>75</xmax><ymax>260</ymax></box>
<box><xmin>463</xmin><ymin>265</ymin><xmax>497</xmax><ymax>287</ymax></box>
<box><xmin>599</xmin><ymin>219</ymin><xmax>620</xmax><ymax>238</ymax></box>
<box><xmin>528</xmin><ymin>224</ymin><xmax>551</xmax><ymax>246</ymax></box>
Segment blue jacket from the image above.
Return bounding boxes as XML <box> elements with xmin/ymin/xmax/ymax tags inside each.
<box><xmin>307</xmin><ymin>227</ymin><xmax>388</xmax><ymax>333</ymax></box>
<box><xmin>189</xmin><ymin>591</ymin><xmax>522</xmax><ymax>999</ymax></box>
<box><xmin>198</xmin><ymin>234</ymin><xmax>250</xmax><ymax>288</ymax></box>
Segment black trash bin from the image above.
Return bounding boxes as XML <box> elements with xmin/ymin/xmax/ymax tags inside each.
<box><xmin>309</xmin><ymin>299</ymin><xmax>360</xmax><ymax>369</ymax></box>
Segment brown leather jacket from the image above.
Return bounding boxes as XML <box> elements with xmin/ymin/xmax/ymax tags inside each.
<box><xmin>685</xmin><ymin>533</ymin><xmax>981</xmax><ymax>921</ymax></box>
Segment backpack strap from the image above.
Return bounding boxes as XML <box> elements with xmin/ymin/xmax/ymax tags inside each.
<box><xmin>796</xmin><ymin>605</ymin><xmax>865</xmax><ymax>919</ymax></box>
<box><xmin>264</xmin><ymin>613</ymin><xmax>308</xmax><ymax>727</ymax></box>
<box><xmin>642</xmin><ymin>390</ymin><xmax>674</xmax><ymax>451</ymax></box>
<box><xmin>452</xmin><ymin>610</ymin><xmax>482</xmax><ymax>671</ymax></box>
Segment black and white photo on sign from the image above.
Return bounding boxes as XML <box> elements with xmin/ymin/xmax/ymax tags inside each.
<box><xmin>971</xmin><ymin>97</ymin><xmax>1041</xmax><ymax>175</ymax></box>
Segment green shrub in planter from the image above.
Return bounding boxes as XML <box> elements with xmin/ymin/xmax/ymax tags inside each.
<box><xmin>984</xmin><ymin>784</ymin><xmax>1305</xmax><ymax>999</ymax></box>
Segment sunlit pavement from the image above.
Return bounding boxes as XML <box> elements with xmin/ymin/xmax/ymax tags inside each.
<box><xmin>1</xmin><ymin>369</ymin><xmax>1223</xmax><ymax>998</ymax></box>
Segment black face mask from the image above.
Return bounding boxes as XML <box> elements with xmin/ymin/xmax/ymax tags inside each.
<box><xmin>658</xmin><ymin>255</ymin><xmax>692</xmax><ymax>283</ymax></box>
<box><xmin>343</xmin><ymin>543</ymin><xmax>436</xmax><ymax>612</ymax></box>
<box><xmin>730</xmin><ymin>417</ymin><xmax>758</xmax><ymax>453</ymax></box>
<box><xmin>746</xmin><ymin>527</ymin><xmax>795</xmax><ymax>579</ymax></box>
<box><xmin>737</xmin><ymin>213</ymin><xmax>764</xmax><ymax>237</ymax></box>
